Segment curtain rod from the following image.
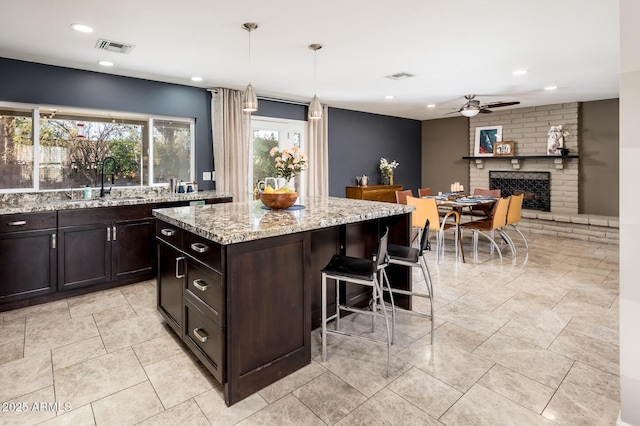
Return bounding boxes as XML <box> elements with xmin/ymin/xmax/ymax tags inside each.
<box><xmin>207</xmin><ymin>88</ymin><xmax>308</xmax><ymax>107</ymax></box>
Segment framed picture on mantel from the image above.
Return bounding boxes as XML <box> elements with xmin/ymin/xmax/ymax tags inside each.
<box><xmin>474</xmin><ymin>125</ymin><xmax>502</xmax><ymax>157</ymax></box>
<box><xmin>494</xmin><ymin>141</ymin><xmax>515</xmax><ymax>156</ymax></box>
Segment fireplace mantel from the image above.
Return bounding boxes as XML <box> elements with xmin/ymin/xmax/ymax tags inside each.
<box><xmin>462</xmin><ymin>155</ymin><xmax>579</xmax><ymax>170</ymax></box>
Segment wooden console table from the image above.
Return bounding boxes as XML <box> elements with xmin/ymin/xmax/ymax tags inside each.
<box><xmin>346</xmin><ymin>184</ymin><xmax>403</xmax><ymax>203</ymax></box>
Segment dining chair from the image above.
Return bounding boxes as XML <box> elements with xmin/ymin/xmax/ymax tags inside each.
<box><xmin>460</xmin><ymin>196</ymin><xmax>512</xmax><ymax>263</ymax></box>
<box><xmin>469</xmin><ymin>188</ymin><xmax>501</xmax><ymax>218</ymax></box>
<box><xmin>417</xmin><ymin>187</ymin><xmax>433</xmax><ymax>197</ymax></box>
<box><xmin>379</xmin><ymin>216</ymin><xmax>434</xmax><ymax>345</ymax></box>
<box><xmin>504</xmin><ymin>193</ymin><xmax>528</xmax><ymax>253</ymax></box>
<box><xmin>406</xmin><ymin>196</ymin><xmax>460</xmax><ymax>264</ymax></box>
<box><xmin>321</xmin><ymin>227</ymin><xmax>393</xmax><ymax>377</ymax></box>
<box><xmin>395</xmin><ymin>189</ymin><xmax>413</xmax><ymax>204</ymax></box>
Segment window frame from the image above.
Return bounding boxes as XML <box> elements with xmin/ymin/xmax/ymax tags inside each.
<box><xmin>0</xmin><ymin>101</ymin><xmax>195</xmax><ymax>192</ymax></box>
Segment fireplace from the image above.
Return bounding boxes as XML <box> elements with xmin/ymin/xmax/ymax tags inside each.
<box><xmin>489</xmin><ymin>171</ymin><xmax>551</xmax><ymax>212</ymax></box>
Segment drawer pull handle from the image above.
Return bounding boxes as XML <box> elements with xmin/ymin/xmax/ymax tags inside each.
<box><xmin>175</xmin><ymin>256</ymin><xmax>186</xmax><ymax>279</ymax></box>
<box><xmin>7</xmin><ymin>220</ymin><xmax>27</xmax><ymax>226</ymax></box>
<box><xmin>191</xmin><ymin>242</ymin><xmax>208</xmax><ymax>253</ymax></box>
<box><xmin>161</xmin><ymin>229</ymin><xmax>176</xmax><ymax>237</ymax></box>
<box><xmin>193</xmin><ymin>279</ymin><xmax>209</xmax><ymax>292</ymax></box>
<box><xmin>193</xmin><ymin>328</ymin><xmax>208</xmax><ymax>343</ymax></box>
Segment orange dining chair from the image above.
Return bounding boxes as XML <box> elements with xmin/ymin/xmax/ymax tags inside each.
<box><xmin>395</xmin><ymin>189</ymin><xmax>413</xmax><ymax>204</ymax></box>
<box><xmin>460</xmin><ymin>196</ymin><xmax>512</xmax><ymax>263</ymax></box>
<box><xmin>469</xmin><ymin>188</ymin><xmax>501</xmax><ymax>218</ymax></box>
<box><xmin>503</xmin><ymin>193</ymin><xmax>528</xmax><ymax>254</ymax></box>
<box><xmin>417</xmin><ymin>187</ymin><xmax>433</xmax><ymax>197</ymax></box>
<box><xmin>407</xmin><ymin>196</ymin><xmax>461</xmax><ymax>264</ymax></box>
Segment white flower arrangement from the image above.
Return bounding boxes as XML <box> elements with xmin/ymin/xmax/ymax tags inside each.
<box><xmin>379</xmin><ymin>157</ymin><xmax>399</xmax><ymax>176</ymax></box>
<box><xmin>547</xmin><ymin>125</ymin><xmax>570</xmax><ymax>138</ymax></box>
<box><xmin>269</xmin><ymin>146</ymin><xmax>307</xmax><ymax>181</ymax></box>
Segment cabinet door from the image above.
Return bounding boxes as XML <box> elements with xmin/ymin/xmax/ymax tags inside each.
<box><xmin>112</xmin><ymin>219</ymin><xmax>155</xmax><ymax>281</ymax></box>
<box><xmin>0</xmin><ymin>230</ymin><xmax>56</xmax><ymax>302</ymax></box>
<box><xmin>157</xmin><ymin>241</ymin><xmax>184</xmax><ymax>335</ymax></box>
<box><xmin>58</xmin><ymin>223</ymin><xmax>111</xmax><ymax>290</ymax></box>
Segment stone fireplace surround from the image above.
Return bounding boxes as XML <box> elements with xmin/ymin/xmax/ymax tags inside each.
<box><xmin>467</xmin><ymin>102</ymin><xmax>618</xmax><ymax>244</ymax></box>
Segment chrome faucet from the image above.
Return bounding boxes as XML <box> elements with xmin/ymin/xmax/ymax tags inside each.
<box><xmin>100</xmin><ymin>156</ymin><xmax>117</xmax><ymax>197</ymax></box>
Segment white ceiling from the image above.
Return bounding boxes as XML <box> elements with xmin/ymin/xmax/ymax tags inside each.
<box><xmin>0</xmin><ymin>0</ymin><xmax>619</xmax><ymax>121</ymax></box>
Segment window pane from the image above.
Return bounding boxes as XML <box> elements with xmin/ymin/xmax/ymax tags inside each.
<box><xmin>39</xmin><ymin>114</ymin><xmax>143</xmax><ymax>189</ymax></box>
<box><xmin>153</xmin><ymin>119</ymin><xmax>191</xmax><ymax>183</ymax></box>
<box><xmin>0</xmin><ymin>107</ymin><xmax>33</xmax><ymax>189</ymax></box>
<box><xmin>252</xmin><ymin>129</ymin><xmax>279</xmax><ymax>197</ymax></box>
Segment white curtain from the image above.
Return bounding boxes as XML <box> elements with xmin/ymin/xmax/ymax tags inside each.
<box><xmin>305</xmin><ymin>104</ymin><xmax>329</xmax><ymax>196</ymax></box>
<box><xmin>211</xmin><ymin>88</ymin><xmax>251</xmax><ymax>202</ymax></box>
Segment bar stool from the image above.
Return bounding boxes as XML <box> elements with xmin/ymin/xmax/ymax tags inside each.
<box><xmin>321</xmin><ymin>227</ymin><xmax>393</xmax><ymax>377</ymax></box>
<box><xmin>380</xmin><ymin>218</ymin><xmax>435</xmax><ymax>345</ymax></box>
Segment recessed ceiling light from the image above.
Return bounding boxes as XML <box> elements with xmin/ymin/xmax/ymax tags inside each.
<box><xmin>512</xmin><ymin>69</ymin><xmax>528</xmax><ymax>76</ymax></box>
<box><xmin>97</xmin><ymin>61</ymin><xmax>113</xmax><ymax>67</ymax></box>
<box><xmin>427</xmin><ymin>104</ymin><xmax>436</xmax><ymax>108</ymax></box>
<box><xmin>191</xmin><ymin>76</ymin><xmax>203</xmax><ymax>82</ymax></box>
<box><xmin>544</xmin><ymin>86</ymin><xmax>558</xmax><ymax>91</ymax></box>
<box><xmin>385</xmin><ymin>95</ymin><xmax>394</xmax><ymax>100</ymax></box>
<box><xmin>71</xmin><ymin>23</ymin><xmax>93</xmax><ymax>33</ymax></box>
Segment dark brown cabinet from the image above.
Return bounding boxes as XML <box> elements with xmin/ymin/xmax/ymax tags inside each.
<box><xmin>156</xmin><ymin>221</ymin><xmax>226</xmax><ymax>383</ymax></box>
<box><xmin>0</xmin><ymin>212</ymin><xmax>57</xmax><ymax>303</ymax></box>
<box><xmin>58</xmin><ymin>205</ymin><xmax>156</xmax><ymax>291</ymax></box>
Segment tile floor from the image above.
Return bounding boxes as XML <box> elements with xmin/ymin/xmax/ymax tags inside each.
<box><xmin>0</xmin><ymin>232</ymin><xmax>620</xmax><ymax>425</ymax></box>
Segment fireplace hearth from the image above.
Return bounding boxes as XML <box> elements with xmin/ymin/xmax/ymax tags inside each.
<box><xmin>489</xmin><ymin>171</ymin><xmax>550</xmax><ymax>212</ymax></box>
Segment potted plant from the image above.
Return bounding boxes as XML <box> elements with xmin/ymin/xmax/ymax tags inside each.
<box><xmin>379</xmin><ymin>157</ymin><xmax>399</xmax><ymax>185</ymax></box>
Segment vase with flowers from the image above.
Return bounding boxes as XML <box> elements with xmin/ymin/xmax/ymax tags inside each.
<box><xmin>547</xmin><ymin>125</ymin><xmax>570</xmax><ymax>155</ymax></box>
<box><xmin>379</xmin><ymin>157</ymin><xmax>399</xmax><ymax>185</ymax></box>
<box><xmin>270</xmin><ymin>146</ymin><xmax>307</xmax><ymax>191</ymax></box>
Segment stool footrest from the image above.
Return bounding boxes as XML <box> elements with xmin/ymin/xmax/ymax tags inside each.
<box><xmin>325</xmin><ymin>328</ymin><xmax>390</xmax><ymax>347</ymax></box>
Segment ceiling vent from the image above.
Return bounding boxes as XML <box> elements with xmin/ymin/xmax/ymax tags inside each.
<box><xmin>385</xmin><ymin>72</ymin><xmax>415</xmax><ymax>80</ymax></box>
<box><xmin>95</xmin><ymin>39</ymin><xmax>135</xmax><ymax>54</ymax></box>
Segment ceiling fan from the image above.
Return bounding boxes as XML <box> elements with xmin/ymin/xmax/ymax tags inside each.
<box><xmin>449</xmin><ymin>94</ymin><xmax>520</xmax><ymax>117</ymax></box>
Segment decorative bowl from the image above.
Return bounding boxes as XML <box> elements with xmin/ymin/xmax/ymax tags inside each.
<box><xmin>259</xmin><ymin>192</ymin><xmax>298</xmax><ymax>209</ymax></box>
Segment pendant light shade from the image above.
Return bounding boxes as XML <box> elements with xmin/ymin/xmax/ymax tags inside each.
<box><xmin>308</xmin><ymin>44</ymin><xmax>323</xmax><ymax>120</ymax></box>
<box><xmin>243</xmin><ymin>83</ymin><xmax>258</xmax><ymax>112</ymax></box>
<box><xmin>242</xmin><ymin>23</ymin><xmax>258</xmax><ymax>113</ymax></box>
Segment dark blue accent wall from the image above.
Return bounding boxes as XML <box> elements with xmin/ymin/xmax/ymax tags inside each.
<box><xmin>0</xmin><ymin>58</ymin><xmax>422</xmax><ymax>197</ymax></box>
<box><xmin>328</xmin><ymin>107</ymin><xmax>422</xmax><ymax>196</ymax></box>
<box><xmin>0</xmin><ymin>57</ymin><xmax>215</xmax><ymax>189</ymax></box>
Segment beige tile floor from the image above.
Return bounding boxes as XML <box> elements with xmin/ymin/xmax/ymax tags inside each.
<box><xmin>0</xmin><ymin>232</ymin><xmax>619</xmax><ymax>425</ymax></box>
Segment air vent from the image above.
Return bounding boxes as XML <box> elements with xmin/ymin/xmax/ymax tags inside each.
<box><xmin>385</xmin><ymin>72</ymin><xmax>415</xmax><ymax>80</ymax></box>
<box><xmin>95</xmin><ymin>39</ymin><xmax>135</xmax><ymax>54</ymax></box>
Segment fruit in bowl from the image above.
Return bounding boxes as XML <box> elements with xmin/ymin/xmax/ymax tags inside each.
<box><xmin>260</xmin><ymin>187</ymin><xmax>298</xmax><ymax>209</ymax></box>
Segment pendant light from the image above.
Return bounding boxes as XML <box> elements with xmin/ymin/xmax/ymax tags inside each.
<box><xmin>242</xmin><ymin>23</ymin><xmax>258</xmax><ymax>112</ymax></box>
<box><xmin>308</xmin><ymin>44</ymin><xmax>323</xmax><ymax>120</ymax></box>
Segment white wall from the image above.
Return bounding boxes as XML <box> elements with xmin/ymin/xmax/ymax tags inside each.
<box><xmin>619</xmin><ymin>0</ymin><xmax>640</xmax><ymax>424</ymax></box>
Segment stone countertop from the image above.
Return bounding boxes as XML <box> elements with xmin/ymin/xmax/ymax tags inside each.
<box><xmin>153</xmin><ymin>196</ymin><xmax>414</xmax><ymax>245</ymax></box>
<box><xmin>0</xmin><ymin>190</ymin><xmax>233</xmax><ymax>215</ymax></box>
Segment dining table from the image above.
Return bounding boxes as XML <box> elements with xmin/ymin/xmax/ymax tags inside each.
<box><xmin>422</xmin><ymin>193</ymin><xmax>499</xmax><ymax>263</ymax></box>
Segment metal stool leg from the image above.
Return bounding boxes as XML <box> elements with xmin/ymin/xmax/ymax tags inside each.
<box><xmin>321</xmin><ymin>272</ymin><xmax>328</xmax><ymax>362</ymax></box>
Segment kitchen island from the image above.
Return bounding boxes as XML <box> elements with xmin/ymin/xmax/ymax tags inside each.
<box><xmin>153</xmin><ymin>196</ymin><xmax>413</xmax><ymax>406</ymax></box>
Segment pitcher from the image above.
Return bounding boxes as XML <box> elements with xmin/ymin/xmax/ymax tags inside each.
<box><xmin>257</xmin><ymin>177</ymin><xmax>278</xmax><ymax>191</ymax></box>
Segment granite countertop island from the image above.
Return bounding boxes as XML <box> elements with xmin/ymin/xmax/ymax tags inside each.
<box><xmin>153</xmin><ymin>195</ymin><xmax>414</xmax><ymax>406</ymax></box>
<box><xmin>152</xmin><ymin>195</ymin><xmax>414</xmax><ymax>245</ymax></box>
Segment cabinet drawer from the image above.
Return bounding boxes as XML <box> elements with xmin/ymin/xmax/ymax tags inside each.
<box><xmin>184</xmin><ymin>298</ymin><xmax>225</xmax><ymax>383</ymax></box>
<box><xmin>184</xmin><ymin>232</ymin><xmax>221</xmax><ymax>271</ymax></box>
<box><xmin>0</xmin><ymin>212</ymin><xmax>56</xmax><ymax>234</ymax></box>
<box><xmin>156</xmin><ymin>221</ymin><xmax>183</xmax><ymax>250</ymax></box>
<box><xmin>186</xmin><ymin>261</ymin><xmax>224</xmax><ymax>326</ymax></box>
<box><xmin>361</xmin><ymin>190</ymin><xmax>379</xmax><ymax>201</ymax></box>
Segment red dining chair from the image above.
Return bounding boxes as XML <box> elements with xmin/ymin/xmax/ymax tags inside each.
<box><xmin>395</xmin><ymin>189</ymin><xmax>413</xmax><ymax>204</ymax></box>
<box><xmin>417</xmin><ymin>187</ymin><xmax>433</xmax><ymax>197</ymax></box>
<box><xmin>469</xmin><ymin>188</ymin><xmax>501</xmax><ymax>218</ymax></box>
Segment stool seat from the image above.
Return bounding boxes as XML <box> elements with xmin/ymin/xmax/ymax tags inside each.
<box><xmin>321</xmin><ymin>255</ymin><xmax>376</xmax><ymax>282</ymax></box>
<box><xmin>387</xmin><ymin>243</ymin><xmax>420</xmax><ymax>264</ymax></box>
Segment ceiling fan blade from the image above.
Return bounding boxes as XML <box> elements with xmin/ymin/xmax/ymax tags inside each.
<box><xmin>479</xmin><ymin>108</ymin><xmax>493</xmax><ymax>114</ymax></box>
<box><xmin>482</xmin><ymin>101</ymin><xmax>521</xmax><ymax>109</ymax></box>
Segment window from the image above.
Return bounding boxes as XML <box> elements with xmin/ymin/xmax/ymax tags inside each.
<box><xmin>0</xmin><ymin>102</ymin><xmax>194</xmax><ymax>192</ymax></box>
<box><xmin>250</xmin><ymin>117</ymin><xmax>305</xmax><ymax>198</ymax></box>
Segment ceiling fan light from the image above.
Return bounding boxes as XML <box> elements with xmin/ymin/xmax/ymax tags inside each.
<box><xmin>243</xmin><ymin>83</ymin><xmax>258</xmax><ymax>112</ymax></box>
<box><xmin>460</xmin><ymin>108</ymin><xmax>480</xmax><ymax>117</ymax></box>
<box><xmin>308</xmin><ymin>95</ymin><xmax>322</xmax><ymax>120</ymax></box>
